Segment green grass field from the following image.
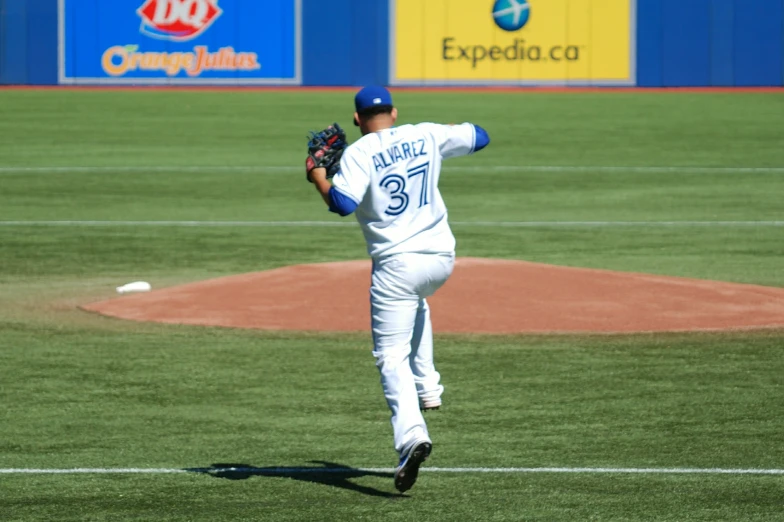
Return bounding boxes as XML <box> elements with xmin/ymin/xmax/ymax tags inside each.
<box><xmin>1</xmin><ymin>89</ymin><xmax>783</xmax><ymax>521</ymax></box>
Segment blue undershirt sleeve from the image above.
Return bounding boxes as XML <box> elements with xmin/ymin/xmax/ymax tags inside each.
<box><xmin>472</xmin><ymin>124</ymin><xmax>490</xmax><ymax>153</ymax></box>
<box><xmin>328</xmin><ymin>186</ymin><xmax>358</xmax><ymax>217</ymax></box>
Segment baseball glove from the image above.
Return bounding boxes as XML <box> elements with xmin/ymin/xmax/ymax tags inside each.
<box><xmin>305</xmin><ymin>123</ymin><xmax>347</xmax><ymax>182</ymax></box>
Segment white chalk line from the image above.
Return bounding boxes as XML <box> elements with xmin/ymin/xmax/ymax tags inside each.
<box><xmin>0</xmin><ymin>220</ymin><xmax>356</xmax><ymax>228</ymax></box>
<box><xmin>1</xmin><ymin>165</ymin><xmax>783</xmax><ymax>174</ymax></box>
<box><xmin>0</xmin><ymin>220</ymin><xmax>782</xmax><ymax>228</ymax></box>
<box><xmin>1</xmin><ymin>466</ymin><xmax>783</xmax><ymax>475</ymax></box>
<box><xmin>0</xmin><ymin>166</ymin><xmax>284</xmax><ymax>173</ymax></box>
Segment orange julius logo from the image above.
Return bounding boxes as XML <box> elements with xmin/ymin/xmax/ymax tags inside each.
<box><xmin>101</xmin><ymin>0</ymin><xmax>261</xmax><ymax>78</ymax></box>
<box><xmin>102</xmin><ymin>45</ymin><xmax>260</xmax><ymax>77</ymax></box>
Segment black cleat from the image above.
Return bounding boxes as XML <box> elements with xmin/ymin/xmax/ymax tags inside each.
<box><xmin>419</xmin><ymin>398</ymin><xmax>442</xmax><ymax>411</ymax></box>
<box><xmin>394</xmin><ymin>441</ymin><xmax>432</xmax><ymax>493</ymax></box>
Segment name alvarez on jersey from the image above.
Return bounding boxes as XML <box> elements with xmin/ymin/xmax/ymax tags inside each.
<box><xmin>329</xmin><ymin>122</ymin><xmax>489</xmax><ymax>259</ymax></box>
<box><xmin>372</xmin><ymin>139</ymin><xmax>427</xmax><ymax>172</ymax></box>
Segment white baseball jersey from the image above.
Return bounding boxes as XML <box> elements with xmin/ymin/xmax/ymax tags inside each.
<box><xmin>331</xmin><ymin>122</ymin><xmax>476</xmax><ymax>259</ymax></box>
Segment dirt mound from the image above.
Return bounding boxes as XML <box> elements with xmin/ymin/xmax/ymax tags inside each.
<box><xmin>83</xmin><ymin>258</ymin><xmax>784</xmax><ymax>333</ymax></box>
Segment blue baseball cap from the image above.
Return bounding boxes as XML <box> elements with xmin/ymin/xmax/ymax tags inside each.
<box><xmin>354</xmin><ymin>85</ymin><xmax>394</xmax><ymax>113</ymax></box>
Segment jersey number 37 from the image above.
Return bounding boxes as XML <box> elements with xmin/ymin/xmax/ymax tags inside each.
<box><xmin>379</xmin><ymin>162</ymin><xmax>431</xmax><ymax>216</ymax></box>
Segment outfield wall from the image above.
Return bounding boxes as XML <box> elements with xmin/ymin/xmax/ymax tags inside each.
<box><xmin>1</xmin><ymin>0</ymin><xmax>782</xmax><ymax>87</ymax></box>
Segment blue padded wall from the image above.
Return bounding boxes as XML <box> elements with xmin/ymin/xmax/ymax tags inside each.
<box><xmin>636</xmin><ymin>0</ymin><xmax>784</xmax><ymax>87</ymax></box>
<box><xmin>732</xmin><ymin>0</ymin><xmax>783</xmax><ymax>86</ymax></box>
<box><xmin>1</xmin><ymin>0</ymin><xmax>782</xmax><ymax>86</ymax></box>
<box><xmin>0</xmin><ymin>0</ymin><xmax>57</xmax><ymax>85</ymax></box>
<box><xmin>302</xmin><ymin>0</ymin><xmax>388</xmax><ymax>86</ymax></box>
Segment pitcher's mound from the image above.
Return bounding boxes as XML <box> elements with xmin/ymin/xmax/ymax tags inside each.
<box><xmin>83</xmin><ymin>258</ymin><xmax>784</xmax><ymax>334</ymax></box>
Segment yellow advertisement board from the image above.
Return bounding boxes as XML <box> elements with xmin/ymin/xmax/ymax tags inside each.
<box><xmin>391</xmin><ymin>0</ymin><xmax>635</xmax><ymax>85</ymax></box>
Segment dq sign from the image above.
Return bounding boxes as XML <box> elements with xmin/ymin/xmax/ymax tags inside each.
<box><xmin>137</xmin><ymin>0</ymin><xmax>224</xmax><ymax>41</ymax></box>
<box><xmin>59</xmin><ymin>0</ymin><xmax>301</xmax><ymax>85</ymax></box>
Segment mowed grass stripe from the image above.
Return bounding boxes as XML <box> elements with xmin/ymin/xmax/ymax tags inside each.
<box><xmin>3</xmin><ymin>467</ymin><xmax>784</xmax><ymax>475</ymax></box>
<box><xmin>1</xmin><ymin>220</ymin><xmax>783</xmax><ymax>227</ymax></box>
<box><xmin>1</xmin><ymin>165</ymin><xmax>784</xmax><ymax>174</ymax></box>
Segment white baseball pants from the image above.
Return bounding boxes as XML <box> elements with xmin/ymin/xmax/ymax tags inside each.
<box><xmin>370</xmin><ymin>252</ymin><xmax>455</xmax><ymax>456</ymax></box>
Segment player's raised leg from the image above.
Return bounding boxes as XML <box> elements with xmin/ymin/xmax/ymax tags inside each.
<box><xmin>371</xmin><ymin>284</ymin><xmax>429</xmax><ymax>455</ymax></box>
<box><xmin>371</xmin><ymin>253</ymin><xmax>454</xmax><ymax>452</ymax></box>
<box><xmin>410</xmin><ymin>298</ymin><xmax>444</xmax><ymax>410</ymax></box>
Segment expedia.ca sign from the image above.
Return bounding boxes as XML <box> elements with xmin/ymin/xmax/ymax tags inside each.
<box><xmin>391</xmin><ymin>0</ymin><xmax>636</xmax><ymax>86</ymax></box>
<box><xmin>59</xmin><ymin>0</ymin><xmax>301</xmax><ymax>85</ymax></box>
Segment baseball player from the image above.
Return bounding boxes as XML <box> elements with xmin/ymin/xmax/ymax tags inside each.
<box><xmin>304</xmin><ymin>86</ymin><xmax>490</xmax><ymax>493</ymax></box>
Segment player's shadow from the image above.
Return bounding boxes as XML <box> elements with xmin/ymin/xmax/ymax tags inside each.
<box><xmin>186</xmin><ymin>461</ymin><xmax>402</xmax><ymax>498</ymax></box>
